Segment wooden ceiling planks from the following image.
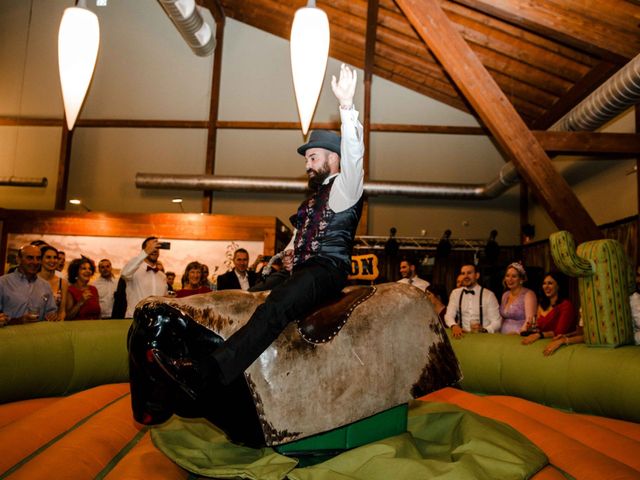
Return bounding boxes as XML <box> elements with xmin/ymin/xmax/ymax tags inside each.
<box><xmin>218</xmin><ymin>0</ymin><xmax>638</xmax><ymax>129</ymax></box>
<box><xmin>451</xmin><ymin>0</ymin><xmax>638</xmax><ymax>61</ymax></box>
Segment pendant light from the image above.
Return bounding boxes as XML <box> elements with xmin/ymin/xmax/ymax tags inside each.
<box><xmin>290</xmin><ymin>0</ymin><xmax>330</xmax><ymax>135</ymax></box>
<box><xmin>58</xmin><ymin>0</ymin><xmax>100</xmax><ymax>130</ymax></box>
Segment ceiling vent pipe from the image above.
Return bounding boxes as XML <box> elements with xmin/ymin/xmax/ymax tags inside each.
<box><xmin>136</xmin><ymin>55</ymin><xmax>639</xmax><ymax>200</ymax></box>
<box><xmin>480</xmin><ymin>52</ymin><xmax>640</xmax><ymax>197</ymax></box>
<box><xmin>136</xmin><ymin>163</ymin><xmax>519</xmax><ymax>200</ymax></box>
<box><xmin>552</xmin><ymin>53</ymin><xmax>640</xmax><ymax>132</ymax></box>
<box><xmin>0</xmin><ymin>176</ymin><xmax>48</xmax><ymax>188</ymax></box>
<box><xmin>157</xmin><ymin>0</ymin><xmax>215</xmax><ymax>57</ymax></box>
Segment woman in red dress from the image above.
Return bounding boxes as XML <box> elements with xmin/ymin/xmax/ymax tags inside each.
<box><xmin>66</xmin><ymin>257</ymin><xmax>100</xmax><ymax>320</ymax></box>
<box><xmin>176</xmin><ymin>261</ymin><xmax>212</xmax><ymax>298</ymax></box>
<box><xmin>522</xmin><ymin>271</ymin><xmax>576</xmax><ymax>345</ymax></box>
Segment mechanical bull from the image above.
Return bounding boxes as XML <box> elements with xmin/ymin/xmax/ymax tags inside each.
<box><xmin>128</xmin><ymin>283</ymin><xmax>461</xmax><ymax>448</ymax></box>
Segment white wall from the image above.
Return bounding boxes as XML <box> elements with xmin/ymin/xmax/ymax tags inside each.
<box><xmin>2</xmin><ymin>0</ymin><xmax>633</xmax><ymax>245</ymax></box>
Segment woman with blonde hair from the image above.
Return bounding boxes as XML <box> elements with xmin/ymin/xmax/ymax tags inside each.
<box><xmin>499</xmin><ymin>262</ymin><xmax>537</xmax><ymax>334</ymax></box>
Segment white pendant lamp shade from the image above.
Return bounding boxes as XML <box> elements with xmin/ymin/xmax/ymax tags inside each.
<box><xmin>290</xmin><ymin>1</ymin><xmax>330</xmax><ymax>135</ymax></box>
<box><xmin>58</xmin><ymin>3</ymin><xmax>100</xmax><ymax>130</ymax></box>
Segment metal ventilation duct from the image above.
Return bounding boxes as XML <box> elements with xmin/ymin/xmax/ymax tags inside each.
<box><xmin>136</xmin><ymin>54</ymin><xmax>639</xmax><ymax>199</ymax></box>
<box><xmin>157</xmin><ymin>0</ymin><xmax>215</xmax><ymax>57</ymax></box>
<box><xmin>136</xmin><ymin>162</ymin><xmax>519</xmax><ymax>200</ymax></box>
<box><xmin>552</xmin><ymin>53</ymin><xmax>640</xmax><ymax>132</ymax></box>
<box><xmin>0</xmin><ymin>176</ymin><xmax>48</xmax><ymax>188</ymax></box>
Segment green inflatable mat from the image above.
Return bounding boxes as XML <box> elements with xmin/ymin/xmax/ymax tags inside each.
<box><xmin>151</xmin><ymin>400</ymin><xmax>548</xmax><ymax>479</ymax></box>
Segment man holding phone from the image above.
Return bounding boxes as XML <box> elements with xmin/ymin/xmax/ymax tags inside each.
<box><xmin>121</xmin><ymin>237</ymin><xmax>168</xmax><ymax>318</ymax></box>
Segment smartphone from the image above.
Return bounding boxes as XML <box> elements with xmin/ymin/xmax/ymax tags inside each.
<box><xmin>157</xmin><ymin>241</ymin><xmax>171</xmax><ymax>250</ymax></box>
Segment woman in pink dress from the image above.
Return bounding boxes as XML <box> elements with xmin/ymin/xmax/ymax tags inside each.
<box><xmin>522</xmin><ymin>271</ymin><xmax>576</xmax><ymax>345</ymax></box>
<box><xmin>499</xmin><ymin>262</ymin><xmax>537</xmax><ymax>334</ymax></box>
<box><xmin>66</xmin><ymin>257</ymin><xmax>101</xmax><ymax>320</ymax></box>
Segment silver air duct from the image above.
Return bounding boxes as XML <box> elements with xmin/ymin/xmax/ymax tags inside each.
<box><xmin>136</xmin><ymin>165</ymin><xmax>519</xmax><ymax>200</ymax></box>
<box><xmin>136</xmin><ymin>54</ymin><xmax>639</xmax><ymax>199</ymax></box>
<box><xmin>0</xmin><ymin>176</ymin><xmax>47</xmax><ymax>188</ymax></box>
<box><xmin>157</xmin><ymin>0</ymin><xmax>215</xmax><ymax>57</ymax></box>
<box><xmin>553</xmin><ymin>53</ymin><xmax>640</xmax><ymax>132</ymax></box>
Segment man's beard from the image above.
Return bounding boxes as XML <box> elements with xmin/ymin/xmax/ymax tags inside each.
<box><xmin>307</xmin><ymin>166</ymin><xmax>330</xmax><ymax>188</ymax></box>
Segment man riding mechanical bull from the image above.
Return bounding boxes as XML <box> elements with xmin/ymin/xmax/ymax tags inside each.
<box><xmin>128</xmin><ymin>64</ymin><xmax>460</xmax><ymax>448</ymax></box>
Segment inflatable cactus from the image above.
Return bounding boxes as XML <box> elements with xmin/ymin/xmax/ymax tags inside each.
<box><xmin>550</xmin><ymin>231</ymin><xmax>634</xmax><ymax>347</ymax></box>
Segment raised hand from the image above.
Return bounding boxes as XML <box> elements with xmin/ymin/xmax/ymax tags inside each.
<box><xmin>331</xmin><ymin>64</ymin><xmax>357</xmax><ymax>109</ymax></box>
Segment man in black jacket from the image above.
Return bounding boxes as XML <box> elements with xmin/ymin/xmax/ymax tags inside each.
<box><xmin>216</xmin><ymin>248</ymin><xmax>257</xmax><ymax>291</ymax></box>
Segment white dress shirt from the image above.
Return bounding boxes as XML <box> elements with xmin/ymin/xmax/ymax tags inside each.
<box><xmin>397</xmin><ymin>276</ymin><xmax>430</xmax><ymax>292</ymax></box>
<box><xmin>93</xmin><ymin>276</ymin><xmax>118</xmax><ymax>318</ymax></box>
<box><xmin>444</xmin><ymin>284</ymin><xmax>502</xmax><ymax>333</ymax></box>
<box><xmin>234</xmin><ymin>270</ymin><xmax>250</xmax><ymax>291</ymax></box>
<box><xmin>120</xmin><ymin>250</ymin><xmax>168</xmax><ymax>318</ymax></box>
<box><xmin>286</xmin><ymin>107</ymin><xmax>364</xmax><ymax>251</ymax></box>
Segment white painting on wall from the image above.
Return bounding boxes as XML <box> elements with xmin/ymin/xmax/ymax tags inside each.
<box><xmin>6</xmin><ymin>234</ymin><xmax>264</xmax><ymax>284</ymax></box>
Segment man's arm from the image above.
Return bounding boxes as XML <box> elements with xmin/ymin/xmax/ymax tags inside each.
<box><xmin>122</xmin><ymin>239</ymin><xmax>158</xmax><ymax>280</ymax></box>
<box><xmin>120</xmin><ymin>251</ymin><xmax>147</xmax><ymax>280</ymax></box>
<box><xmin>483</xmin><ymin>290</ymin><xmax>502</xmax><ymax>333</ymax></box>
<box><xmin>444</xmin><ymin>289</ymin><xmax>464</xmax><ymax>338</ymax></box>
<box><xmin>329</xmin><ymin>64</ymin><xmax>364</xmax><ymax>213</ymax></box>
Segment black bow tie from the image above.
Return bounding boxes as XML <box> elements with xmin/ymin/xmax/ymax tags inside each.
<box><xmin>146</xmin><ymin>266</ymin><xmax>159</xmax><ymax>273</ymax></box>
<box><xmin>463</xmin><ymin>289</ymin><xmax>475</xmax><ymax>295</ymax></box>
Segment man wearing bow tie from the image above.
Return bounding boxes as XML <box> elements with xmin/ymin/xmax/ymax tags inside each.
<box><xmin>444</xmin><ymin>263</ymin><xmax>501</xmax><ymax>338</ymax></box>
<box><xmin>121</xmin><ymin>237</ymin><xmax>168</xmax><ymax>318</ymax></box>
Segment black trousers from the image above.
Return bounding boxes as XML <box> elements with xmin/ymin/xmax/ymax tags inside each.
<box><xmin>211</xmin><ymin>256</ymin><xmax>346</xmax><ymax>384</ymax></box>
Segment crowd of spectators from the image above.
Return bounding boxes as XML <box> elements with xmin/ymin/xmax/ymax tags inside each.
<box><xmin>2</xmin><ymin>238</ymin><xmax>639</xmax><ymax>354</ymax></box>
<box><xmin>412</xmin><ymin>259</ymin><xmax>640</xmax><ymax>354</ymax></box>
<box><xmin>0</xmin><ymin>239</ymin><xmax>274</xmax><ymax>325</ymax></box>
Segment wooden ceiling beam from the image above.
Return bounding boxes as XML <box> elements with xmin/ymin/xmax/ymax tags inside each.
<box><xmin>450</xmin><ymin>0</ymin><xmax>635</xmax><ymax>61</ymax></box>
<box><xmin>533</xmin><ymin>131</ymin><xmax>640</xmax><ymax>156</ymax></box>
<box><xmin>360</xmin><ymin>0</ymin><xmax>379</xmax><ymax>235</ymax></box>
<box><xmin>396</xmin><ymin>0</ymin><xmax>601</xmax><ymax>242</ymax></box>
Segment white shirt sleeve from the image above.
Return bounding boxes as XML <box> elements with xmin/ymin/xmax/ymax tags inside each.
<box><xmin>121</xmin><ymin>250</ymin><xmax>147</xmax><ymax>280</ymax></box>
<box><xmin>328</xmin><ymin>107</ymin><xmax>364</xmax><ymax>213</ymax></box>
<box><xmin>444</xmin><ymin>288</ymin><xmax>462</xmax><ymax>328</ymax></box>
<box><xmin>483</xmin><ymin>290</ymin><xmax>502</xmax><ymax>333</ymax></box>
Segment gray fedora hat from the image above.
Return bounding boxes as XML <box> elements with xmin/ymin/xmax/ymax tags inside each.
<box><xmin>297</xmin><ymin>130</ymin><xmax>341</xmax><ymax>156</ymax></box>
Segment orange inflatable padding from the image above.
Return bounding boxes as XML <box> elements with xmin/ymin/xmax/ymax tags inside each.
<box><xmin>0</xmin><ymin>397</ymin><xmax>59</xmax><ymax>429</ymax></box>
<box><xmin>490</xmin><ymin>395</ymin><xmax>640</xmax><ymax>471</ymax></box>
<box><xmin>4</xmin><ymin>392</ymin><xmax>141</xmax><ymax>480</ymax></box>
<box><xmin>0</xmin><ymin>383</ymin><xmax>130</xmax><ymax>477</ymax></box>
<box><xmin>103</xmin><ymin>432</ymin><xmax>189</xmax><ymax>480</ymax></box>
<box><xmin>534</xmin><ymin>465</ymin><xmax>570</xmax><ymax>480</ymax></box>
<box><xmin>422</xmin><ymin>388</ymin><xmax>640</xmax><ymax>480</ymax></box>
<box><xmin>575</xmin><ymin>412</ymin><xmax>640</xmax><ymax>443</ymax></box>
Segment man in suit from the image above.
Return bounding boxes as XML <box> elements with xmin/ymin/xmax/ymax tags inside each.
<box><xmin>216</xmin><ymin>248</ymin><xmax>257</xmax><ymax>291</ymax></box>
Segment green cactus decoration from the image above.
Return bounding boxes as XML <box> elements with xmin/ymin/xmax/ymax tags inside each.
<box><xmin>550</xmin><ymin>231</ymin><xmax>634</xmax><ymax>347</ymax></box>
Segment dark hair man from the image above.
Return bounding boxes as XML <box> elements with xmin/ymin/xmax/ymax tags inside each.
<box><xmin>120</xmin><ymin>237</ymin><xmax>168</xmax><ymax>318</ymax></box>
<box><xmin>92</xmin><ymin>258</ymin><xmax>117</xmax><ymax>319</ymax></box>
<box><xmin>444</xmin><ymin>263</ymin><xmax>501</xmax><ymax>338</ymax></box>
<box><xmin>216</xmin><ymin>248</ymin><xmax>257</xmax><ymax>291</ymax></box>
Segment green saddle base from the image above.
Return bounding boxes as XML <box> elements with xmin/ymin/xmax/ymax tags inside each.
<box><xmin>274</xmin><ymin>404</ymin><xmax>408</xmax><ymax>467</ymax></box>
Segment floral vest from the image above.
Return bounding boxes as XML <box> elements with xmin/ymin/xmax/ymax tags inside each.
<box><xmin>290</xmin><ymin>178</ymin><xmax>363</xmax><ymax>275</ymax></box>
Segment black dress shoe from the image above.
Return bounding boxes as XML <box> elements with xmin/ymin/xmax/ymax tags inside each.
<box><xmin>150</xmin><ymin>348</ymin><xmax>205</xmax><ymax>400</ymax></box>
